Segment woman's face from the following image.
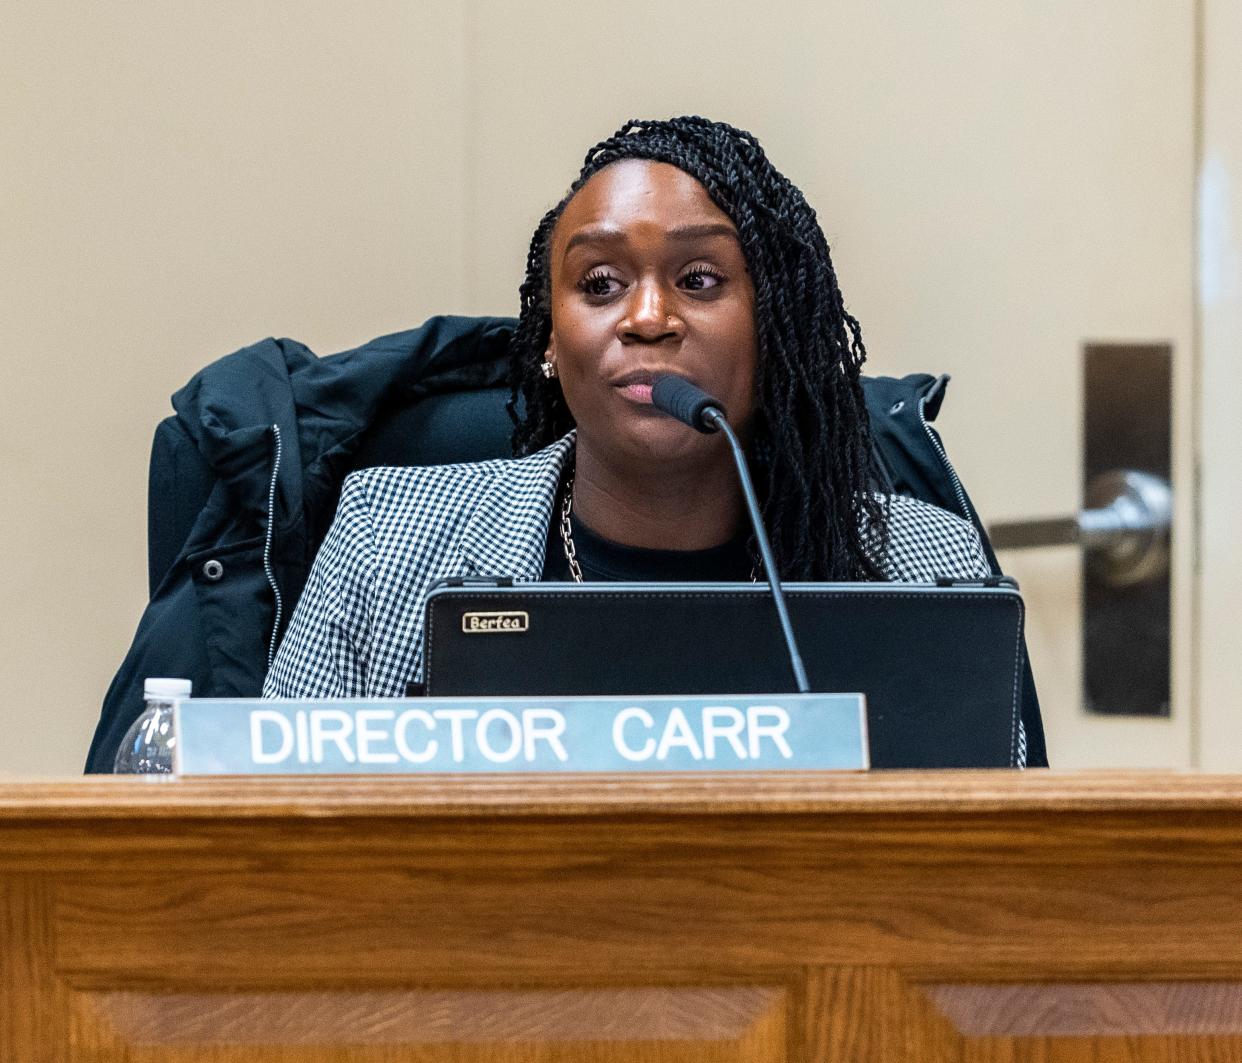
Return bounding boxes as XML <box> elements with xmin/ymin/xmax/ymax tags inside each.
<box><xmin>547</xmin><ymin>159</ymin><xmax>758</xmax><ymax>468</ymax></box>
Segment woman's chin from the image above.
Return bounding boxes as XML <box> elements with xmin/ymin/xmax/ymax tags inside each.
<box><xmin>585</xmin><ymin>414</ymin><xmax>729</xmax><ymax>469</ymax></box>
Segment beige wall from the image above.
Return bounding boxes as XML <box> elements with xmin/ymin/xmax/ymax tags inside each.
<box><xmin>2</xmin><ymin>1</ymin><xmax>471</xmax><ymax>774</ymax></box>
<box><xmin>1</xmin><ymin>2</ymin><xmax>1218</xmax><ymax>774</ymax></box>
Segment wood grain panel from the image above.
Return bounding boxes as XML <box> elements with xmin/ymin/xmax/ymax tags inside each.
<box><xmin>0</xmin><ymin>878</ymin><xmax>134</xmax><ymax>1062</ymax></box>
<box><xmin>51</xmin><ymin>852</ymin><xmax>1242</xmax><ymax>984</ymax></box>
<box><xmin>960</xmin><ymin>1037</ymin><xmax>1242</xmax><ymax>1062</ymax></box>
<box><xmin>927</xmin><ymin>983</ymin><xmax>1242</xmax><ymax>1036</ymax></box>
<box><xmin>801</xmin><ymin>966</ymin><xmax>962</xmax><ymax>1062</ymax></box>
<box><xmin>91</xmin><ymin>986</ymin><xmax>783</xmax><ymax>1042</ymax></box>
<box><xmin>7</xmin><ymin>772</ymin><xmax>1242</xmax><ymax>822</ymax></box>
<box><xmin>107</xmin><ymin>1042</ymin><xmax>768</xmax><ymax>1063</ymax></box>
<box><xmin>76</xmin><ymin>986</ymin><xmax>786</xmax><ymax>1062</ymax></box>
<box><xmin>6</xmin><ymin>775</ymin><xmax>1242</xmax><ymax>1059</ymax></box>
<box><xmin>1</xmin><ymin>877</ymin><xmax>63</xmax><ymax>1063</ymax></box>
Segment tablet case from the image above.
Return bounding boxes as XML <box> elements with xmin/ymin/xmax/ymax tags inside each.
<box><xmin>423</xmin><ymin>580</ymin><xmax>1025</xmax><ymax>769</ymax></box>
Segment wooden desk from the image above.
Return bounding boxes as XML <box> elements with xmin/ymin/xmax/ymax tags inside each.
<box><xmin>4</xmin><ymin>772</ymin><xmax>1242</xmax><ymax>1060</ymax></box>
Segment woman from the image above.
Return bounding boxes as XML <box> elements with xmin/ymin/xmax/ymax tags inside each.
<box><xmin>265</xmin><ymin>117</ymin><xmax>995</xmax><ymax>705</ymax></box>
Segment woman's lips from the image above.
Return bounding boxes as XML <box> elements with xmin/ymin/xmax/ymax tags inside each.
<box><xmin>613</xmin><ymin>370</ymin><xmax>692</xmax><ymax>406</ymax></box>
<box><xmin>617</xmin><ymin>381</ymin><xmax>654</xmax><ymax>404</ymax></box>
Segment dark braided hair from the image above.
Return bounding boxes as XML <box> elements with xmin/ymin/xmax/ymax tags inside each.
<box><xmin>507</xmin><ymin>115</ymin><xmax>888</xmax><ymax>580</ymax></box>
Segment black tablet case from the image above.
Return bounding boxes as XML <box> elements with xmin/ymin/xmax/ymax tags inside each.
<box><xmin>423</xmin><ymin>581</ymin><xmax>1025</xmax><ymax>769</ymax></box>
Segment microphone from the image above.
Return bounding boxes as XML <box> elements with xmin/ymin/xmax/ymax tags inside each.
<box><xmin>650</xmin><ymin>376</ymin><xmax>810</xmax><ymax>694</ymax></box>
<box><xmin>648</xmin><ymin>375</ymin><xmax>722</xmax><ymax>434</ymax></box>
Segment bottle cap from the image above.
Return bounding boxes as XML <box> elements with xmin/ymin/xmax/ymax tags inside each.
<box><xmin>143</xmin><ymin>677</ymin><xmax>193</xmax><ymax>699</ymax></box>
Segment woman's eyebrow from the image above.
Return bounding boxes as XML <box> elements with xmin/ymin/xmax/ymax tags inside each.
<box><xmin>665</xmin><ymin>222</ymin><xmax>738</xmax><ymax>243</ymax></box>
<box><xmin>562</xmin><ymin>222</ymin><xmax>739</xmax><ymax>256</ymax></box>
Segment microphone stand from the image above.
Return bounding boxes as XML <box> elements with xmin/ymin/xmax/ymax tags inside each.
<box><xmin>648</xmin><ymin>372</ymin><xmax>810</xmax><ymax>694</ymax></box>
<box><xmin>701</xmin><ymin>407</ymin><xmax>811</xmax><ymax>694</ymax></box>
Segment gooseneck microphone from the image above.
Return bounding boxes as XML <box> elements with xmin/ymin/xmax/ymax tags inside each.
<box><xmin>650</xmin><ymin>376</ymin><xmax>810</xmax><ymax>694</ymax></box>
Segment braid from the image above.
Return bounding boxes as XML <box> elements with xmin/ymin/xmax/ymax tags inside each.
<box><xmin>507</xmin><ymin>116</ymin><xmax>888</xmax><ymax>581</ymax></box>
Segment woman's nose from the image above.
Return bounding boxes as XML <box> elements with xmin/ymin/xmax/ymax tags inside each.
<box><xmin>618</xmin><ymin>278</ymin><xmax>683</xmax><ymax>344</ymax></box>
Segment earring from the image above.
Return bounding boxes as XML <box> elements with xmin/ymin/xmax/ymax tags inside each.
<box><xmin>540</xmin><ymin>360</ymin><xmax>558</xmax><ymax>379</ymax></box>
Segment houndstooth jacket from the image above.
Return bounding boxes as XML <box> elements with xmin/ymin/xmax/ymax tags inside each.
<box><xmin>263</xmin><ymin>434</ymin><xmax>991</xmax><ymax>700</ymax></box>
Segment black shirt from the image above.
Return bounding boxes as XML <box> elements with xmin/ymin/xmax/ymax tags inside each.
<box><xmin>541</xmin><ymin>484</ymin><xmax>754</xmax><ymax>583</ymax></box>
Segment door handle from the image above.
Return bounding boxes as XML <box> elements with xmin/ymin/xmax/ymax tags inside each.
<box><xmin>988</xmin><ymin>469</ymin><xmax>1171</xmax><ymax>588</ymax></box>
<box><xmin>990</xmin><ymin>342</ymin><xmax>1173</xmax><ymax>717</ymax></box>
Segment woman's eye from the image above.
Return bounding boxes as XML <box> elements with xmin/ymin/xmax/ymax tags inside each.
<box><xmin>680</xmin><ymin>266</ymin><xmax>726</xmax><ymax>291</ymax></box>
<box><xmin>579</xmin><ymin>271</ymin><xmax>623</xmax><ymax>298</ymax></box>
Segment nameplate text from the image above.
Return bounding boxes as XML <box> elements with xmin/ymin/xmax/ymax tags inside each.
<box><xmin>174</xmin><ymin>694</ymin><xmax>868</xmax><ymax>775</ymax></box>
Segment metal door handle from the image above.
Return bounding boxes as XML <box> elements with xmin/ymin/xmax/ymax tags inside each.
<box><xmin>988</xmin><ymin>469</ymin><xmax>1171</xmax><ymax>588</ymax></box>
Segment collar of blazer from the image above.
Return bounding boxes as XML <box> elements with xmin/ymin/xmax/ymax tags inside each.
<box><xmin>458</xmin><ymin>433</ymin><xmax>576</xmax><ymax>580</ymax></box>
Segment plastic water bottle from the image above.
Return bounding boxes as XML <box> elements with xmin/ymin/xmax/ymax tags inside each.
<box><xmin>113</xmin><ymin>678</ymin><xmax>191</xmax><ymax>774</ymax></box>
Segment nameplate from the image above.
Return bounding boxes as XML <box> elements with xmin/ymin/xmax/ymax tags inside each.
<box><xmin>173</xmin><ymin>694</ymin><xmax>868</xmax><ymax>775</ymax></box>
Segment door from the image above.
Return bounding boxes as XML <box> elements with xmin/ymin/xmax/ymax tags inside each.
<box><xmin>461</xmin><ymin>1</ymin><xmax>1200</xmax><ymax>767</ymax></box>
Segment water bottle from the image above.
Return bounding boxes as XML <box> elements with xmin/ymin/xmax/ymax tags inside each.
<box><xmin>113</xmin><ymin>678</ymin><xmax>191</xmax><ymax>774</ymax></box>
